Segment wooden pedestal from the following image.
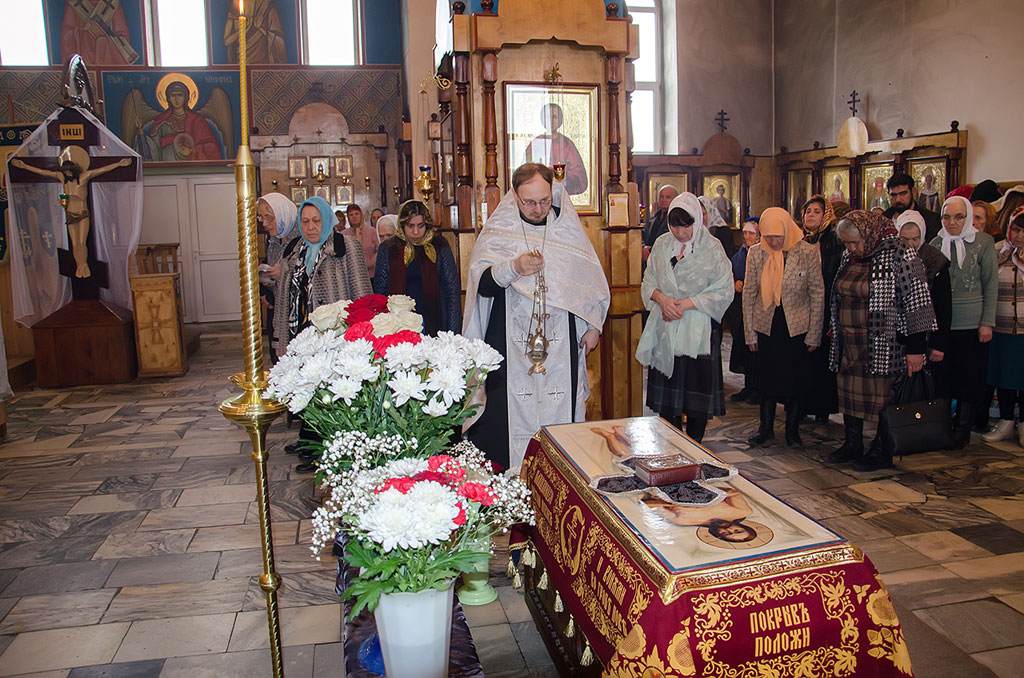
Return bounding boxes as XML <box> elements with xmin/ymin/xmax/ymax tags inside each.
<box><xmin>130</xmin><ymin>272</ymin><xmax>188</xmax><ymax>377</ymax></box>
<box><xmin>32</xmin><ymin>300</ymin><xmax>137</xmax><ymax>387</ymax></box>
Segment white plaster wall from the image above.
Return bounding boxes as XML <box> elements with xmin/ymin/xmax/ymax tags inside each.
<box><xmin>774</xmin><ymin>0</ymin><xmax>1024</xmax><ymax>182</ymax></box>
<box><xmin>671</xmin><ymin>0</ymin><xmax>774</xmax><ymax>155</ymax></box>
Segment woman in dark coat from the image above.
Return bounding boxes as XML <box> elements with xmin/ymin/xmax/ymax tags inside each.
<box><xmin>801</xmin><ymin>195</ymin><xmax>843</xmax><ymax>423</ymax></box>
<box><xmin>373</xmin><ymin>200</ymin><xmax>461</xmax><ymax>335</ymax></box>
<box><xmin>826</xmin><ymin>211</ymin><xmax>936</xmax><ymax>472</ymax></box>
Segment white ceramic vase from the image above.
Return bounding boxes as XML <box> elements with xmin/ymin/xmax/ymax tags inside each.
<box><xmin>374</xmin><ymin>579</ymin><xmax>455</xmax><ymax>678</ymax></box>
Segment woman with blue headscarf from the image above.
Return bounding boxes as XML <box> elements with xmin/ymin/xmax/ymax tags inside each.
<box><xmin>273</xmin><ymin>196</ymin><xmax>372</xmax><ymax>472</ymax></box>
<box><xmin>257</xmin><ymin>193</ymin><xmax>299</xmax><ymax>362</ymax></box>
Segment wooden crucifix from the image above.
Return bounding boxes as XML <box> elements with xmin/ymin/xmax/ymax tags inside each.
<box><xmin>7</xmin><ymin>107</ymin><xmax>136</xmax><ymax>299</ymax></box>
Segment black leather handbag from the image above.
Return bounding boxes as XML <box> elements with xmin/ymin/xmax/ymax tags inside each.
<box><xmin>880</xmin><ymin>369</ymin><xmax>954</xmax><ymax>456</ymax></box>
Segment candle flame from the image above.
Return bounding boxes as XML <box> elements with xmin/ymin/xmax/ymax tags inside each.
<box><xmin>239</xmin><ymin>0</ymin><xmax>245</xmax><ymax>17</ymax></box>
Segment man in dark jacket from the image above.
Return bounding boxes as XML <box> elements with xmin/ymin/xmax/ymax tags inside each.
<box><xmin>642</xmin><ymin>184</ymin><xmax>679</xmax><ymax>266</ymax></box>
<box><xmin>884</xmin><ymin>173</ymin><xmax>941</xmax><ymax>242</ymax></box>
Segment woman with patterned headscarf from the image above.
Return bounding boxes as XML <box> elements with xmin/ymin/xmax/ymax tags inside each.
<box><xmin>743</xmin><ymin>208</ymin><xmax>824</xmax><ymax>448</ymax></box>
<box><xmin>801</xmin><ymin>195</ymin><xmax>843</xmax><ymax>424</ymax></box>
<box><xmin>826</xmin><ymin>211</ymin><xmax>936</xmax><ymax>471</ymax></box>
<box><xmin>373</xmin><ymin>200</ymin><xmax>460</xmax><ymax>335</ymax></box>
<box><xmin>928</xmin><ymin>196</ymin><xmax>999</xmax><ymax>447</ymax></box>
<box><xmin>257</xmin><ymin>192</ymin><xmax>299</xmax><ymax>363</ymax></box>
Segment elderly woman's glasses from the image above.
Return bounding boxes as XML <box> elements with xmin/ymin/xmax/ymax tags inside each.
<box><xmin>941</xmin><ymin>214</ymin><xmax>967</xmax><ymax>223</ymax></box>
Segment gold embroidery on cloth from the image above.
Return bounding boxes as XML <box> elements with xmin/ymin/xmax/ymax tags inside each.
<box><xmin>690</xmin><ymin>571</ymin><xmax>860</xmax><ymax>678</ymax></box>
<box><xmin>865</xmin><ymin>578</ymin><xmax>913</xmax><ymax>675</ymax></box>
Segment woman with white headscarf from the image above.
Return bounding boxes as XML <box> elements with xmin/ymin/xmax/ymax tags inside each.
<box><xmin>257</xmin><ymin>193</ymin><xmax>299</xmax><ymax>362</ymax></box>
<box><xmin>698</xmin><ymin>194</ymin><xmax>737</xmax><ymax>258</ymax></box>
<box><xmin>376</xmin><ymin>213</ymin><xmax>398</xmax><ymax>242</ymax></box>
<box><xmin>928</xmin><ymin>196</ymin><xmax>999</xmax><ymax>447</ymax></box>
<box><xmin>896</xmin><ymin>210</ymin><xmax>952</xmax><ymax>372</ymax></box>
<box><xmin>637</xmin><ymin>193</ymin><xmax>734</xmax><ymax>442</ymax></box>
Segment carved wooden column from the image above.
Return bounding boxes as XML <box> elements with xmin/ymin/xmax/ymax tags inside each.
<box><xmin>948</xmin><ymin>147</ymin><xmax>963</xmax><ymax>190</ymax></box>
<box><xmin>482</xmin><ymin>51</ymin><xmax>501</xmax><ymax>213</ymax></box>
<box><xmin>606</xmin><ymin>55</ymin><xmax>623</xmax><ymax>193</ymax></box>
<box><xmin>454</xmin><ymin>52</ymin><xmax>473</xmax><ymax>231</ymax></box>
<box><xmin>779</xmin><ymin>166</ymin><xmax>789</xmax><ymax>211</ymax></box>
<box><xmin>849</xmin><ymin>158</ymin><xmax>861</xmax><ymax>210</ymax></box>
<box><xmin>811</xmin><ymin>160</ymin><xmax>824</xmax><ymax>196</ymax></box>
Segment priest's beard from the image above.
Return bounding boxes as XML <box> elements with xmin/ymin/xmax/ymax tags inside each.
<box><xmin>519</xmin><ymin>209</ymin><xmax>549</xmax><ymax>226</ymax></box>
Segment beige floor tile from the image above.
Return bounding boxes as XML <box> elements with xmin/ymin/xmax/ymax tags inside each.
<box><xmin>228</xmin><ymin>604</ymin><xmax>341</xmax><ymax>651</ymax></box>
<box><xmin>849</xmin><ymin>480</ymin><xmax>928</xmax><ymax>504</ymax></box>
<box><xmin>170</xmin><ymin>443</ymin><xmax>244</xmax><ymax>458</ymax></box>
<box><xmin>972</xmin><ymin>645</ymin><xmax>1024</xmax><ymax>678</ymax></box>
<box><xmin>68</xmin><ymin>491</ymin><xmax>181</xmax><ymax>515</ymax></box>
<box><xmin>0</xmin><ymin>622</ymin><xmax>130</xmax><ymax>676</ymax></box>
<box><xmin>186</xmin><ymin>522</ymin><xmax>295</xmax><ymax>552</ymax></box>
<box><xmin>92</xmin><ymin>529</ymin><xmax>196</xmax><ymax>560</ymax></box>
<box><xmin>176</xmin><ymin>484</ymin><xmax>256</xmax><ymax>507</ymax></box>
<box><xmin>112</xmin><ymin>613</ymin><xmax>234</xmax><ymax>662</ymax></box>
<box><xmin>944</xmin><ymin>553</ymin><xmax>1024</xmax><ymax>595</ymax></box>
<box><xmin>461</xmin><ymin>597</ymin><xmax>508</xmax><ymax>628</ymax></box>
<box><xmin>158</xmin><ymin>644</ymin><xmax>315</xmax><ymax>678</ymax></box>
<box><xmin>897</xmin><ymin>530</ymin><xmax>994</xmax><ymax>562</ymax></box>
<box><xmin>102</xmin><ymin>579</ymin><xmax>250</xmax><ymax>623</ymax></box>
<box><xmin>999</xmin><ymin>593</ymin><xmax>1024</xmax><ymax>615</ymax></box>
<box><xmin>968</xmin><ymin>497</ymin><xmax>1024</xmax><ymax>521</ymax></box>
<box><xmin>0</xmin><ymin>590</ymin><xmax>116</xmax><ymax>634</ymax></box>
<box><xmin>137</xmin><ymin>504</ymin><xmax>249</xmax><ymax>531</ymax></box>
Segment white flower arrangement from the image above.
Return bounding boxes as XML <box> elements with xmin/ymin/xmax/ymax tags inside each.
<box><xmin>310</xmin><ymin>440</ymin><xmax>534</xmax><ymax>618</ymax></box>
<box><xmin>263</xmin><ymin>293</ymin><xmax>502</xmax><ymax>466</ymax></box>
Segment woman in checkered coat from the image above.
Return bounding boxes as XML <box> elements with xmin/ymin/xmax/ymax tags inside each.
<box><xmin>826</xmin><ymin>211</ymin><xmax>936</xmax><ymax>471</ymax></box>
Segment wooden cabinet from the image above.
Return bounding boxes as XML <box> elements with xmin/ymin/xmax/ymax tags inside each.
<box><xmin>130</xmin><ymin>272</ymin><xmax>188</xmax><ymax>378</ymax></box>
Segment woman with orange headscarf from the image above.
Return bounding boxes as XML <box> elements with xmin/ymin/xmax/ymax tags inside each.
<box><xmin>742</xmin><ymin>208</ymin><xmax>825</xmax><ymax>448</ymax></box>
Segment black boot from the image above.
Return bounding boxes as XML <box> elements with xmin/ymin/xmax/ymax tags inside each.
<box><xmin>826</xmin><ymin>415</ymin><xmax>864</xmax><ymax>463</ymax></box>
<box><xmin>953</xmin><ymin>402</ymin><xmax>976</xmax><ymax>449</ymax></box>
<box><xmin>731</xmin><ymin>388</ymin><xmax>752</xmax><ymax>402</ymax></box>
<box><xmin>853</xmin><ymin>432</ymin><xmax>893</xmax><ymax>471</ymax></box>
<box><xmin>686</xmin><ymin>416</ymin><xmax>708</xmax><ymax>443</ymax></box>
<box><xmin>748</xmin><ymin>400</ymin><xmax>776</xmax><ymax>446</ymax></box>
<box><xmin>785</xmin><ymin>400</ymin><xmax>803</xmax><ymax>447</ymax></box>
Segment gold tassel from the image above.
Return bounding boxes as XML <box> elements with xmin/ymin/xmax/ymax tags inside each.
<box><xmin>581</xmin><ymin>639</ymin><xmax>595</xmax><ymax>666</ymax></box>
<box><xmin>506</xmin><ymin>557</ymin><xmax>516</xmax><ymax>579</ymax></box>
<box><xmin>513</xmin><ymin>568</ymin><xmax>522</xmax><ymax>589</ymax></box>
<box><xmin>565</xmin><ymin>615</ymin><xmax>575</xmax><ymax>638</ymax></box>
<box><xmin>522</xmin><ymin>546</ymin><xmax>535</xmax><ymax>568</ymax></box>
<box><xmin>537</xmin><ymin>568</ymin><xmax>549</xmax><ymax>590</ymax></box>
<box><xmin>554</xmin><ymin>591</ymin><xmax>564</xmax><ymax>613</ymax></box>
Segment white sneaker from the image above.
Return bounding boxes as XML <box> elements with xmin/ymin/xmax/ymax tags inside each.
<box><xmin>982</xmin><ymin>419</ymin><xmax>1016</xmax><ymax>442</ymax></box>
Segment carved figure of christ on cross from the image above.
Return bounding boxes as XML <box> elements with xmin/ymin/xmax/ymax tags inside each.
<box><xmin>10</xmin><ymin>149</ymin><xmax>131</xmax><ymax>279</ymax></box>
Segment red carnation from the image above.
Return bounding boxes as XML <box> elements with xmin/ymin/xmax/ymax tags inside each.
<box><xmin>453</xmin><ymin>502</ymin><xmax>466</xmax><ymax>526</ymax></box>
<box><xmin>371</xmin><ymin>330</ymin><xmax>422</xmax><ymax>359</ymax></box>
<box><xmin>457</xmin><ymin>481</ymin><xmax>497</xmax><ymax>506</ymax></box>
<box><xmin>376</xmin><ymin>477</ymin><xmax>416</xmax><ymax>494</ymax></box>
<box><xmin>411</xmin><ymin>470</ymin><xmax>448</xmax><ymax>485</ymax></box>
<box><xmin>428</xmin><ymin>455</ymin><xmax>455</xmax><ymax>472</ymax></box>
<box><xmin>344</xmin><ymin>321</ymin><xmax>375</xmax><ymax>342</ymax></box>
<box><xmin>346</xmin><ymin>306</ymin><xmax>378</xmax><ymax>325</ymax></box>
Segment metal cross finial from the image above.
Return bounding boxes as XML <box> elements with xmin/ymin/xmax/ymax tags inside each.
<box><xmin>715</xmin><ymin>109</ymin><xmax>730</xmax><ymax>133</ymax></box>
<box><xmin>848</xmin><ymin>90</ymin><xmax>860</xmax><ymax>117</ymax></box>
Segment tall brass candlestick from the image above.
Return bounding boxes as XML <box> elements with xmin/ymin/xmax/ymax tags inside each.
<box><xmin>219</xmin><ymin>2</ymin><xmax>286</xmax><ymax>677</ymax></box>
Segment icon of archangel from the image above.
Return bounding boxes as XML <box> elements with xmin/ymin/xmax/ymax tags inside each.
<box><xmin>119</xmin><ymin>73</ymin><xmax>234</xmax><ymax>161</ymax></box>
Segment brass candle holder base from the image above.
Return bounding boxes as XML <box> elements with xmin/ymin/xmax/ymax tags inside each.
<box><xmin>220</xmin><ymin>373</ymin><xmax>288</xmax><ymax>676</ymax></box>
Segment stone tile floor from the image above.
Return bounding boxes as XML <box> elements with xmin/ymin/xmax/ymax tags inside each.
<box><xmin>0</xmin><ymin>326</ymin><xmax>1021</xmax><ymax>676</ymax></box>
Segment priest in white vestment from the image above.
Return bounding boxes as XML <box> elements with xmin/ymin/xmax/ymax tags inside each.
<box><xmin>464</xmin><ymin>163</ymin><xmax>610</xmax><ymax>470</ymax></box>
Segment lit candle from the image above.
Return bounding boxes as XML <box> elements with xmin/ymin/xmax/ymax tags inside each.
<box><xmin>239</xmin><ymin>0</ymin><xmax>248</xmax><ymax>147</ymax></box>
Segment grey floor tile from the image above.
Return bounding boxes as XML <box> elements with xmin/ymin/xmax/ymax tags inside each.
<box><xmin>105</xmin><ymin>552</ymin><xmax>220</xmax><ymax>587</ymax></box>
<box><xmin>68</xmin><ymin>659</ymin><xmax>165</xmax><ymax>677</ymax></box>
<box><xmin>2</xmin><ymin>561</ymin><xmax>116</xmax><ymax>597</ymax></box>
<box><xmin>915</xmin><ymin>599</ymin><xmax>1024</xmax><ymax>653</ymax></box>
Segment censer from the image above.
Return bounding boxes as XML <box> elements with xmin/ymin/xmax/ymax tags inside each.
<box><xmin>526</xmin><ymin>250</ymin><xmax>549</xmax><ymax>374</ymax></box>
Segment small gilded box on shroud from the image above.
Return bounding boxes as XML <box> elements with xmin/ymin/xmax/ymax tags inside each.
<box><xmin>633</xmin><ymin>455</ymin><xmax>701</xmax><ymax>486</ymax></box>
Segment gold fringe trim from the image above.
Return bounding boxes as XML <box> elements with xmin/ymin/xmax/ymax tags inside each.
<box><xmin>554</xmin><ymin>591</ymin><xmax>564</xmax><ymax>613</ymax></box>
<box><xmin>522</xmin><ymin>546</ymin><xmax>535</xmax><ymax>568</ymax></box>
<box><xmin>581</xmin><ymin>639</ymin><xmax>595</xmax><ymax>666</ymax></box>
<box><xmin>513</xmin><ymin>568</ymin><xmax>522</xmax><ymax>589</ymax></box>
<box><xmin>506</xmin><ymin>557</ymin><xmax>516</xmax><ymax>579</ymax></box>
<box><xmin>565</xmin><ymin>615</ymin><xmax>575</xmax><ymax>638</ymax></box>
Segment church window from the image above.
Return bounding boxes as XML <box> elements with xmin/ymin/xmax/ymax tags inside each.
<box><xmin>0</xmin><ymin>0</ymin><xmax>49</xmax><ymax>66</ymax></box>
<box><xmin>627</xmin><ymin>0</ymin><xmax>661</xmax><ymax>154</ymax></box>
<box><xmin>153</xmin><ymin>0</ymin><xmax>209</xmax><ymax>66</ymax></box>
<box><xmin>305</xmin><ymin>0</ymin><xmax>360</xmax><ymax>65</ymax></box>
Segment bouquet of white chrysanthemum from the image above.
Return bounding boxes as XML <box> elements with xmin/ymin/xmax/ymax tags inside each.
<box><xmin>264</xmin><ymin>293</ymin><xmax>502</xmax><ymax>473</ymax></box>
<box><xmin>310</xmin><ymin>442</ymin><xmax>534</xmax><ymax>618</ymax></box>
